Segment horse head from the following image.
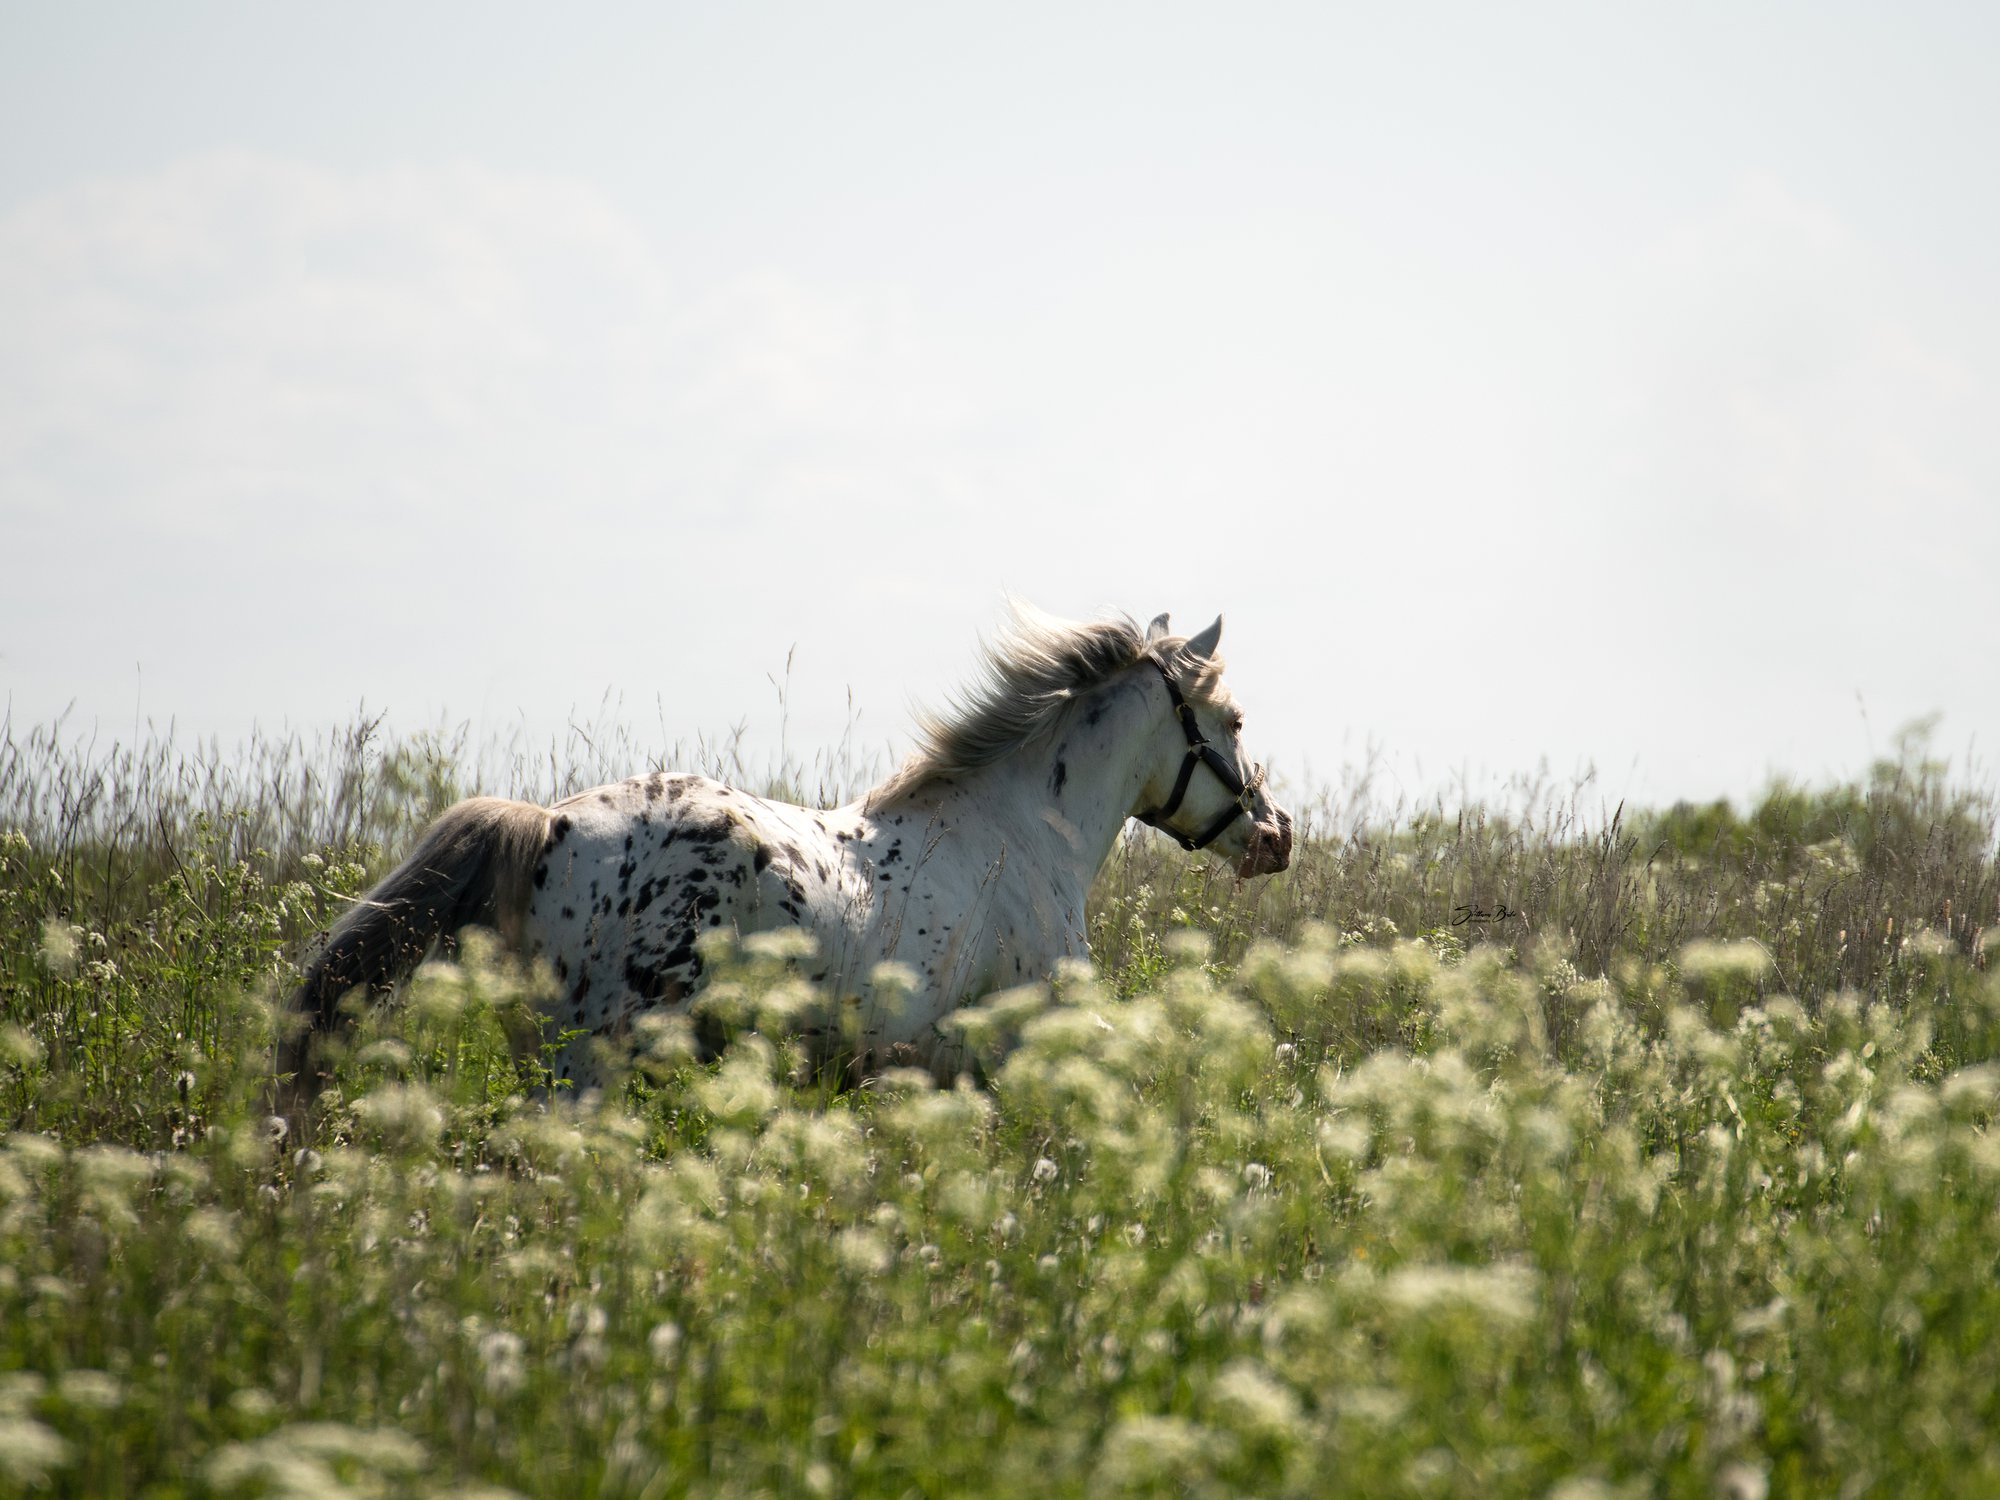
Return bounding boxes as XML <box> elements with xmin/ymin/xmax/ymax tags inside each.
<box><xmin>1135</xmin><ymin>613</ymin><xmax>1293</xmax><ymax>878</ymax></box>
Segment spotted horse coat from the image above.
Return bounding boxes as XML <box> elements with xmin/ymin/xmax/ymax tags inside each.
<box><xmin>280</xmin><ymin>608</ymin><xmax>1294</xmax><ymax>1100</ymax></box>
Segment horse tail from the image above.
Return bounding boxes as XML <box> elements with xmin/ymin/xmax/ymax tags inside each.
<box><xmin>279</xmin><ymin>796</ymin><xmax>552</xmax><ymax>1107</ymax></box>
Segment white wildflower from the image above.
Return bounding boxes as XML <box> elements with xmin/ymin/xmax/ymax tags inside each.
<box><xmin>648</xmin><ymin>1322</ymin><xmax>683</xmax><ymax>1366</ymax></box>
<box><xmin>1679</xmin><ymin>940</ymin><xmax>1773</xmax><ymax>988</ymax></box>
<box><xmin>1715</xmin><ymin>1460</ymin><xmax>1769</xmax><ymax>1500</ymax></box>
<box><xmin>0</xmin><ymin>1417</ymin><xmax>70</xmax><ymax>1485</ymax></box>
<box><xmin>478</xmin><ymin>1331</ymin><xmax>527</xmax><ymax>1397</ymax></box>
<box><xmin>1380</xmin><ymin>1260</ymin><xmax>1538</xmax><ymax>1328</ymax></box>
<box><xmin>1095</xmin><ymin>1414</ymin><xmax>1212</xmax><ymax>1490</ymax></box>
<box><xmin>1210</xmin><ymin>1359</ymin><xmax>1301</xmax><ymax>1438</ymax></box>
<box><xmin>56</xmin><ymin>1369</ymin><xmax>122</xmax><ymax>1411</ymax></box>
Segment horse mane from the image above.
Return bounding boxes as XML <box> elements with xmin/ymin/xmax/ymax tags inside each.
<box><xmin>872</xmin><ymin>603</ymin><xmax>1233</xmax><ymax>801</ymax></box>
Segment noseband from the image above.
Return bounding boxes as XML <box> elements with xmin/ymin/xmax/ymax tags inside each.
<box><xmin>1135</xmin><ymin>660</ymin><xmax>1260</xmax><ymax>852</ymax></box>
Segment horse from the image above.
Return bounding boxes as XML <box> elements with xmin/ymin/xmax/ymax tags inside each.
<box><xmin>278</xmin><ymin>607</ymin><xmax>1293</xmax><ymax>1101</ymax></box>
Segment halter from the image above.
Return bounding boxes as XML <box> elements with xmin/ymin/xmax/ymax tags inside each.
<box><xmin>1135</xmin><ymin>659</ymin><xmax>1260</xmax><ymax>851</ymax></box>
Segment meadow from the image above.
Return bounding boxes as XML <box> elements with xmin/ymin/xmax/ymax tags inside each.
<box><xmin>2</xmin><ymin>711</ymin><xmax>1999</xmax><ymax>1498</ymax></box>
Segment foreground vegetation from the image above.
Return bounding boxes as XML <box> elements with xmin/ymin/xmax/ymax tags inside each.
<box><xmin>2</xmin><ymin>715</ymin><xmax>1998</xmax><ymax>1497</ymax></box>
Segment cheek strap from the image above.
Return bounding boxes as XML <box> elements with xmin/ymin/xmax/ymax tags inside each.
<box><xmin>1133</xmin><ymin>661</ymin><xmax>1258</xmax><ymax>852</ymax></box>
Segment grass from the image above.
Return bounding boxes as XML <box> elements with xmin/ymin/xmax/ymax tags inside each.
<box><xmin>2</xmin><ymin>712</ymin><xmax>1999</xmax><ymax>1497</ymax></box>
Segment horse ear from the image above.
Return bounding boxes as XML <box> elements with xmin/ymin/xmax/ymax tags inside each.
<box><xmin>1184</xmin><ymin>615</ymin><xmax>1223</xmax><ymax>661</ymax></box>
<box><xmin>1145</xmin><ymin>613</ymin><xmax>1171</xmax><ymax>645</ymax></box>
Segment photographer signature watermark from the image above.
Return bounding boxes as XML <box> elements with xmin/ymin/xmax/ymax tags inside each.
<box><xmin>1450</xmin><ymin>903</ymin><xmax>1514</xmax><ymax>926</ymax></box>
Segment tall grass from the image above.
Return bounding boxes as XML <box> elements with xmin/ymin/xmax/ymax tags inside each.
<box><xmin>2</xmin><ymin>712</ymin><xmax>1998</xmax><ymax>1497</ymax></box>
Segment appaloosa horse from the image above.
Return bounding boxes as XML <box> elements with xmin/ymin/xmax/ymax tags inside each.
<box><xmin>282</xmin><ymin>607</ymin><xmax>1292</xmax><ymax>1093</ymax></box>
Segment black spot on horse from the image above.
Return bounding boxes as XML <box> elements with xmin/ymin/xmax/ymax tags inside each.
<box><xmin>533</xmin><ymin>862</ymin><xmax>549</xmax><ymax>889</ymax></box>
<box><xmin>624</xmin><ymin>956</ymin><xmax>683</xmax><ymax>1003</ymax></box>
<box><xmin>753</xmin><ymin>844</ymin><xmax>773</xmax><ymax>873</ymax></box>
<box><xmin>1052</xmin><ymin>759</ymin><xmax>1068</xmax><ymax>795</ymax></box>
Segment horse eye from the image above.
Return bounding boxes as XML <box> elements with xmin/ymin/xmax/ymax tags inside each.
<box><xmin>1228</xmin><ymin>714</ymin><xmax>1245</xmax><ymax>733</ymax></box>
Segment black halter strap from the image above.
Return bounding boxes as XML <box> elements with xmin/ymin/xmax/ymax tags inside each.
<box><xmin>1135</xmin><ymin>660</ymin><xmax>1258</xmax><ymax>852</ymax></box>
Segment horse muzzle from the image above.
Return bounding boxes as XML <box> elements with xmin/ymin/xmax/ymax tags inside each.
<box><xmin>1236</xmin><ymin>808</ymin><xmax>1293</xmax><ymax>878</ymax></box>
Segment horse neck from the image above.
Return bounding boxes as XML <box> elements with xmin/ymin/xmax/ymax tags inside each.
<box><xmin>923</xmin><ymin>670</ymin><xmax>1164</xmax><ymax>893</ymax></box>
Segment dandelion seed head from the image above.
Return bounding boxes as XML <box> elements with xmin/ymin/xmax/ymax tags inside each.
<box><xmin>37</xmin><ymin>921</ymin><xmax>81</xmax><ymax>976</ymax></box>
<box><xmin>752</xmin><ymin>976</ymin><xmax>824</xmax><ymax>1033</ymax></box>
<box><xmin>3</xmin><ymin>1134</ymin><xmax>59</xmax><ymax>1170</ymax></box>
<box><xmin>868</xmin><ymin>961</ymin><xmax>920</xmax><ymax>1014</ymax></box>
<box><xmin>184</xmin><ymin>1208</ymin><xmax>239</xmax><ymax>1257</ymax></box>
<box><xmin>693</xmin><ymin>1040</ymin><xmax>780</xmax><ymax>1129</ymax></box>
<box><xmin>633</xmin><ymin>1012</ymin><xmax>697</xmax><ymax>1069</ymax></box>
<box><xmin>0</xmin><ymin>1025</ymin><xmax>43</xmax><ymax>1070</ymax></box>
<box><xmin>868</xmin><ymin>1066</ymin><xmax>934</xmax><ymax>1098</ymax></box>
<box><xmin>744</xmin><ymin>927</ymin><xmax>818</xmax><ymax>962</ymax></box>
<box><xmin>355</xmin><ymin>1038</ymin><xmax>414</xmax><ymax>1073</ymax></box>
<box><xmin>1941</xmin><ymin>1063</ymin><xmax>2000</xmax><ymax>1111</ymax></box>
<box><xmin>352</xmin><ymin>1083</ymin><xmax>444</xmax><ymax>1150</ymax></box>
<box><xmin>834</xmin><ymin>1226</ymin><xmax>893</xmax><ymax>1276</ymax></box>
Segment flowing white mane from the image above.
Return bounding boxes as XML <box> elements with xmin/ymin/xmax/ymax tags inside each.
<box><xmin>875</xmin><ymin>605</ymin><xmax>1232</xmax><ymax>799</ymax></box>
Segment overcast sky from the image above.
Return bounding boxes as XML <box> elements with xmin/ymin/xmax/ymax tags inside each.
<box><xmin>2</xmin><ymin>2</ymin><xmax>1995</xmax><ymax>812</ymax></box>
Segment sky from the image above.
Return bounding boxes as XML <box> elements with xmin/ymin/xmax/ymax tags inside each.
<box><xmin>2</xmin><ymin>2</ymin><xmax>1995</xmax><ymax>813</ymax></box>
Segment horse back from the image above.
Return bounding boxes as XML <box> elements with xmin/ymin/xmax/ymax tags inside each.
<box><xmin>522</xmin><ymin>773</ymin><xmax>874</xmax><ymax>1069</ymax></box>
